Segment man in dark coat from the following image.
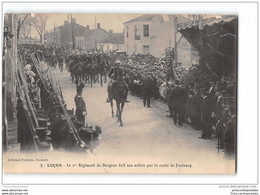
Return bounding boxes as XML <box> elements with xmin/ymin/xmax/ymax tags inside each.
<box><xmin>142</xmin><ymin>72</ymin><xmax>154</xmax><ymax>107</ymax></box>
<box><xmin>171</xmin><ymin>80</ymin><xmax>186</xmax><ymax>125</ymax></box>
<box><xmin>224</xmin><ymin>106</ymin><xmax>237</xmax><ymax>158</ymax></box>
<box><xmin>199</xmin><ymin>88</ymin><xmax>214</xmax><ymax>139</ymax></box>
<box><xmin>74</xmin><ymin>88</ymin><xmax>87</xmax><ymax>126</ymax></box>
<box><xmin>190</xmin><ymin>88</ymin><xmax>202</xmax><ymax>130</ymax></box>
<box><xmin>166</xmin><ymin>83</ymin><xmax>174</xmax><ymax>117</ymax></box>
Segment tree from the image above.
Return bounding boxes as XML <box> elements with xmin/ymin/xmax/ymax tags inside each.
<box><xmin>29</xmin><ymin>14</ymin><xmax>48</xmax><ymax>44</ymax></box>
<box><xmin>16</xmin><ymin>14</ymin><xmax>29</xmax><ymax>41</ymax></box>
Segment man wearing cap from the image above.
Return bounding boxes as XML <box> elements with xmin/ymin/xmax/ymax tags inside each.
<box><xmin>74</xmin><ymin>87</ymin><xmax>87</xmax><ymax>126</ymax></box>
<box><xmin>108</xmin><ymin>59</ymin><xmax>124</xmax><ymax>81</ymax></box>
<box><xmin>76</xmin><ymin>81</ymin><xmax>85</xmax><ymax>93</ymax></box>
<box><xmin>107</xmin><ymin>60</ymin><xmax>129</xmax><ymax>102</ymax></box>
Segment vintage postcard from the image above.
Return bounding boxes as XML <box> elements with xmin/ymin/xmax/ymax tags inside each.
<box><xmin>3</xmin><ymin>13</ymin><xmax>237</xmax><ymax>174</ymax></box>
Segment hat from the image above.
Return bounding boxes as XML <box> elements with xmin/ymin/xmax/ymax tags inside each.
<box><xmin>77</xmin><ymin>82</ymin><xmax>85</xmax><ymax>90</ymax></box>
<box><xmin>115</xmin><ymin>60</ymin><xmax>122</xmax><ymax>65</ymax></box>
<box><xmin>77</xmin><ymin>87</ymin><xmax>83</xmax><ymax>94</ymax></box>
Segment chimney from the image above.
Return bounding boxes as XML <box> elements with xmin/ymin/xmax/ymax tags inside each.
<box><xmin>71</xmin><ymin>18</ymin><xmax>76</xmax><ymax>24</ymax></box>
<box><xmin>64</xmin><ymin>21</ymin><xmax>68</xmax><ymax>25</ymax></box>
<box><xmin>97</xmin><ymin>23</ymin><xmax>100</xmax><ymax>29</ymax></box>
<box><xmin>86</xmin><ymin>25</ymin><xmax>89</xmax><ymax>30</ymax></box>
<box><xmin>109</xmin><ymin>30</ymin><xmax>113</xmax><ymax>34</ymax></box>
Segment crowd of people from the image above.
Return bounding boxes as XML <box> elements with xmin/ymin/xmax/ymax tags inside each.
<box><xmin>17</xmin><ymin>44</ymin><xmax>237</xmax><ymax>158</ymax></box>
<box><xmin>117</xmin><ymin>53</ymin><xmax>237</xmax><ymax>158</ymax></box>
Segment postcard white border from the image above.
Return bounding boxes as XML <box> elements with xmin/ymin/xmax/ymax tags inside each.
<box><xmin>1</xmin><ymin>0</ymin><xmax>258</xmax><ymax>190</ymax></box>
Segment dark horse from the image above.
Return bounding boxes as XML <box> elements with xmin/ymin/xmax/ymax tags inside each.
<box><xmin>107</xmin><ymin>75</ymin><xmax>128</xmax><ymax>127</ymax></box>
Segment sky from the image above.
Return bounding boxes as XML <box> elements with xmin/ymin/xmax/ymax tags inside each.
<box><xmin>29</xmin><ymin>13</ymin><xmax>220</xmax><ymax>38</ymax></box>
<box><xmin>45</xmin><ymin>13</ymin><xmax>142</xmax><ymax>33</ymax></box>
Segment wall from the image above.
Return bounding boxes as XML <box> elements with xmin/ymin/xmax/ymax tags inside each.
<box><xmin>124</xmin><ymin>16</ymin><xmax>176</xmax><ymax>57</ymax></box>
<box><xmin>84</xmin><ymin>29</ymin><xmax>110</xmax><ymax>51</ymax></box>
<box><xmin>113</xmin><ymin>44</ymin><xmax>125</xmax><ymax>51</ymax></box>
<box><xmin>97</xmin><ymin>43</ymin><xmax>125</xmax><ymax>52</ymax></box>
<box><xmin>177</xmin><ymin>36</ymin><xmax>199</xmax><ymax>67</ymax></box>
<box><xmin>75</xmin><ymin>36</ymin><xmax>85</xmax><ymax>49</ymax></box>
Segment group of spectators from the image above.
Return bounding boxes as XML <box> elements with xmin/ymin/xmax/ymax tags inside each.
<box><xmin>17</xmin><ymin>45</ymin><xmax>237</xmax><ymax>157</ymax></box>
<box><xmin>120</xmin><ymin>53</ymin><xmax>237</xmax><ymax>158</ymax></box>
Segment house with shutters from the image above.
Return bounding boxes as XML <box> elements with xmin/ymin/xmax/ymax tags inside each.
<box><xmin>124</xmin><ymin>14</ymin><xmax>189</xmax><ymax>57</ymax></box>
<box><xmin>123</xmin><ymin>14</ymin><xmax>199</xmax><ymax>66</ymax></box>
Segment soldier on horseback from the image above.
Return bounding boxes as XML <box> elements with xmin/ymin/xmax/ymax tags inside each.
<box><xmin>106</xmin><ymin>60</ymin><xmax>129</xmax><ymax>103</ymax></box>
<box><xmin>106</xmin><ymin>60</ymin><xmax>129</xmax><ymax>126</ymax></box>
<box><xmin>108</xmin><ymin>60</ymin><xmax>124</xmax><ymax>82</ymax></box>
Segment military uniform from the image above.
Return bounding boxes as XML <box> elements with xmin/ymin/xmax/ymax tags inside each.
<box><xmin>107</xmin><ymin>60</ymin><xmax>129</xmax><ymax>102</ymax></box>
<box><xmin>74</xmin><ymin>93</ymin><xmax>87</xmax><ymax>125</ymax></box>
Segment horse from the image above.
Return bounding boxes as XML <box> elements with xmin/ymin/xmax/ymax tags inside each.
<box><xmin>107</xmin><ymin>76</ymin><xmax>128</xmax><ymax>127</ymax></box>
<box><xmin>97</xmin><ymin>56</ymin><xmax>109</xmax><ymax>87</ymax></box>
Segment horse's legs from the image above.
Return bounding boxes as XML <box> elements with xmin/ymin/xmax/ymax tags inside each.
<box><xmin>94</xmin><ymin>74</ymin><xmax>96</xmax><ymax>84</ymax></box>
<box><xmin>116</xmin><ymin>101</ymin><xmax>120</xmax><ymax>122</ymax></box>
<box><xmin>116</xmin><ymin>106</ymin><xmax>119</xmax><ymax>118</ymax></box>
<box><xmin>120</xmin><ymin>102</ymin><xmax>125</xmax><ymax>127</ymax></box>
<box><xmin>110</xmin><ymin>98</ymin><xmax>114</xmax><ymax>118</ymax></box>
<box><xmin>75</xmin><ymin>76</ymin><xmax>77</xmax><ymax>85</ymax></box>
<box><xmin>100</xmin><ymin>74</ymin><xmax>103</xmax><ymax>87</ymax></box>
<box><xmin>104</xmin><ymin>74</ymin><xmax>107</xmax><ymax>83</ymax></box>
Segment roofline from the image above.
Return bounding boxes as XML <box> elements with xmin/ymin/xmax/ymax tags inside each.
<box><xmin>124</xmin><ymin>14</ymin><xmax>157</xmax><ymax>24</ymax></box>
<box><xmin>124</xmin><ymin>20</ymin><xmax>153</xmax><ymax>25</ymax></box>
<box><xmin>98</xmin><ymin>42</ymin><xmax>124</xmax><ymax>44</ymax></box>
<box><xmin>54</xmin><ymin>22</ymin><xmax>86</xmax><ymax>30</ymax></box>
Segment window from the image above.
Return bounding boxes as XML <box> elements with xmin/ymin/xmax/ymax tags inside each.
<box><xmin>135</xmin><ymin>35</ymin><xmax>140</xmax><ymax>40</ymax></box>
<box><xmin>126</xmin><ymin>26</ymin><xmax>129</xmax><ymax>38</ymax></box>
<box><xmin>134</xmin><ymin>25</ymin><xmax>140</xmax><ymax>40</ymax></box>
<box><xmin>143</xmin><ymin>45</ymin><xmax>149</xmax><ymax>55</ymax></box>
<box><xmin>143</xmin><ymin>24</ymin><xmax>149</xmax><ymax>37</ymax></box>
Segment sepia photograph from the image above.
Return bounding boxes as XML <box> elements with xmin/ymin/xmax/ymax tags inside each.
<box><xmin>2</xmin><ymin>12</ymin><xmax>238</xmax><ymax>174</ymax></box>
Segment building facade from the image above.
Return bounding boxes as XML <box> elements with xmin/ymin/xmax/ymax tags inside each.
<box><xmin>124</xmin><ymin>14</ymin><xmax>199</xmax><ymax>66</ymax></box>
<box><xmin>97</xmin><ymin>32</ymin><xmax>125</xmax><ymax>52</ymax></box>
<box><xmin>45</xmin><ymin>18</ymin><xmax>87</xmax><ymax>48</ymax></box>
<box><xmin>124</xmin><ymin>14</ymin><xmax>189</xmax><ymax>57</ymax></box>
<box><xmin>75</xmin><ymin>23</ymin><xmax>110</xmax><ymax>51</ymax></box>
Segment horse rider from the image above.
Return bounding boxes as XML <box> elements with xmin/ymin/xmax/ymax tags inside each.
<box><xmin>108</xmin><ymin>59</ymin><xmax>124</xmax><ymax>81</ymax></box>
<box><xmin>106</xmin><ymin>60</ymin><xmax>129</xmax><ymax>102</ymax></box>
